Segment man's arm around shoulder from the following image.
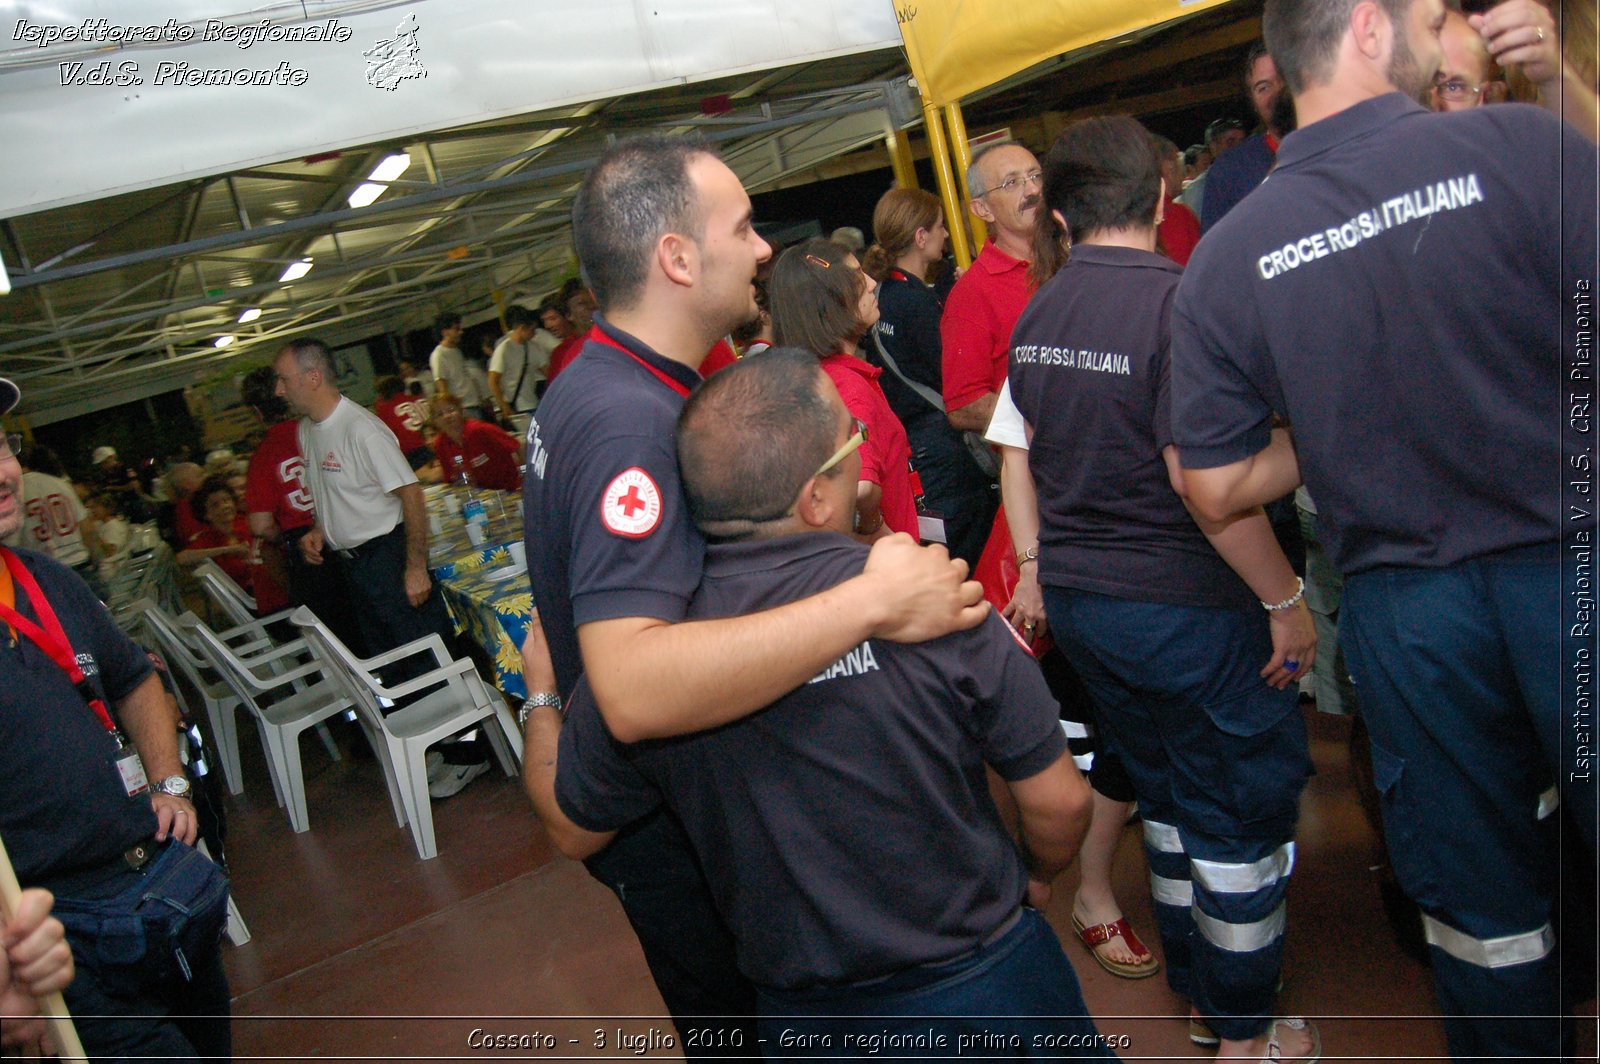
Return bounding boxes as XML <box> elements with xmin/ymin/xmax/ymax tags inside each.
<box><xmin>579</xmin><ymin>534</ymin><xmax>988</xmax><ymax>743</ymax></box>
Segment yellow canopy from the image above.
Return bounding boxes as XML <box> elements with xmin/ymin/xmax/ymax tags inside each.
<box><xmin>899</xmin><ymin>0</ymin><xmax>1239</xmax><ymax>108</ymax></box>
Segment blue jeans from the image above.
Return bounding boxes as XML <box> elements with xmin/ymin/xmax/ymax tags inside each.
<box><xmin>47</xmin><ymin>840</ymin><xmax>233</xmax><ymax>1062</ymax></box>
<box><xmin>906</xmin><ymin>417</ymin><xmax>997</xmax><ymax>569</ymax></box>
<box><xmin>1042</xmin><ymin>587</ymin><xmax>1310</xmax><ymax>1042</ymax></box>
<box><xmin>1343</xmin><ymin>549</ymin><xmax>1585</xmax><ymax>1061</ymax></box>
<box><xmin>757</xmin><ymin>908</ymin><xmax>1116</xmax><ymax>1059</ymax></box>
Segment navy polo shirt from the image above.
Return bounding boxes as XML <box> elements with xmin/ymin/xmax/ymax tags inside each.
<box><xmin>521</xmin><ymin>314</ymin><xmax>706</xmax><ymax>695</ymax></box>
<box><xmin>1199</xmin><ymin>132</ymin><xmax>1276</xmax><ymax>234</ymax></box>
<box><xmin>866</xmin><ymin>270</ymin><xmax>946</xmax><ymax>432</ymax></box>
<box><xmin>1172</xmin><ymin>93</ymin><xmax>1597</xmax><ymax>575</ymax></box>
<box><xmin>555</xmin><ymin>533</ymin><xmax>1067</xmax><ymax>990</ymax></box>
<box><xmin>0</xmin><ymin>549</ymin><xmax>156</xmax><ymax>883</ymax></box>
<box><xmin>1009</xmin><ymin>244</ymin><xmax>1255</xmax><ymax>609</ymax></box>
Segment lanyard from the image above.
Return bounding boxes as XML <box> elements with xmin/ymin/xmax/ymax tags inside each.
<box><xmin>0</xmin><ymin>547</ymin><xmax>119</xmax><ymax>734</ymax></box>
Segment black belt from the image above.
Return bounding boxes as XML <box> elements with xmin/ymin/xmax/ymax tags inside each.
<box><xmin>330</xmin><ymin>524</ymin><xmax>402</xmax><ymax>561</ymax></box>
<box><xmin>42</xmin><ymin>837</ymin><xmax>164</xmax><ymax>897</ymax></box>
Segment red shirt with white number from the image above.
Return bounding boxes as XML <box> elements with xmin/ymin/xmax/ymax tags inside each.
<box><xmin>374</xmin><ymin>393</ymin><xmax>431</xmax><ymax>455</ymax></box>
<box><xmin>245</xmin><ymin>420</ymin><xmax>315</xmax><ymax>534</ymax></box>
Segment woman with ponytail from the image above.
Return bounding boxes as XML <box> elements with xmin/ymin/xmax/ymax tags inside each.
<box><xmin>861</xmin><ymin>189</ymin><xmax>997</xmax><ymax>567</ymax></box>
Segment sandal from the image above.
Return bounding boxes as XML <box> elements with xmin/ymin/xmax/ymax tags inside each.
<box><xmin>1189</xmin><ymin>1016</ymin><xmax>1220</xmax><ymax>1046</ymax></box>
<box><xmin>1260</xmin><ymin>1017</ymin><xmax>1320</xmax><ymax>1062</ymax></box>
<box><xmin>1070</xmin><ymin>914</ymin><xmax>1160</xmax><ymax>979</ymax></box>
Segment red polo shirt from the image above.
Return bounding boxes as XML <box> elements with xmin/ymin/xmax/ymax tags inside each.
<box><xmin>433</xmin><ymin>419</ymin><xmax>523</xmax><ymax>491</ymax></box>
<box><xmin>819</xmin><ymin>353</ymin><xmax>918</xmax><ymax>538</ymax></box>
<box><xmin>939</xmin><ymin>241</ymin><xmax>1033</xmax><ymax>410</ymax></box>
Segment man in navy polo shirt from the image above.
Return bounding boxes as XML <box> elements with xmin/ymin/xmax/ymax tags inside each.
<box><xmin>526</xmin><ymin>350</ymin><xmax>1111</xmax><ymax>1056</ymax></box>
<box><xmin>0</xmin><ymin>377</ymin><xmax>232</xmax><ymax>1060</ymax></box>
<box><xmin>1199</xmin><ymin>42</ymin><xmax>1288</xmax><ymax>234</ymax></box>
<box><xmin>1171</xmin><ymin>0</ymin><xmax>1597</xmax><ymax>1058</ymax></box>
<box><xmin>522</xmin><ymin>134</ymin><xmax>988</xmax><ymax>1052</ymax></box>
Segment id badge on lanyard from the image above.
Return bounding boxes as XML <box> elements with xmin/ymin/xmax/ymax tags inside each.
<box><xmin>0</xmin><ymin>548</ymin><xmax>149</xmax><ymax>796</ymax></box>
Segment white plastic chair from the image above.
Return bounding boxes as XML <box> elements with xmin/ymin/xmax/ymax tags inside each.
<box><xmin>179</xmin><ymin>614</ymin><xmax>355</xmax><ymax>834</ymax></box>
<box><xmin>289</xmin><ymin>607</ymin><xmax>522</xmax><ymax>860</ymax></box>
<box><xmin>124</xmin><ymin>599</ymin><xmax>249</xmax><ymax>797</ymax></box>
<box><xmin>193</xmin><ymin>558</ymin><xmax>296</xmax><ymax>632</ymax></box>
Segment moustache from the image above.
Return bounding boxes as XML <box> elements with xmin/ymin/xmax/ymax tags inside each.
<box><xmin>1019</xmin><ymin>195</ymin><xmax>1041</xmax><ymax>212</ymax></box>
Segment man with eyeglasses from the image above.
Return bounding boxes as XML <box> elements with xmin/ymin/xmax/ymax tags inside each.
<box><xmin>940</xmin><ymin>142</ymin><xmax>1040</xmax><ymax>443</ymax></box>
<box><xmin>1430</xmin><ymin>1</ymin><xmax>1596</xmax><ymax>140</ymax></box>
<box><xmin>521</xmin><ymin>133</ymin><xmax>988</xmax><ymax>1057</ymax></box>
<box><xmin>524</xmin><ymin>349</ymin><xmax>1112</xmax><ymax>1056</ymax></box>
<box><xmin>0</xmin><ymin>378</ymin><xmax>234</xmax><ymax>1061</ymax></box>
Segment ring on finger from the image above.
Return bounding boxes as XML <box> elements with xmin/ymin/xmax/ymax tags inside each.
<box><xmin>1284</xmin><ymin>658</ymin><xmax>1300</xmax><ymax>671</ymax></box>
<box><xmin>1536</xmin><ymin>26</ymin><xmax>1546</xmax><ymax>41</ymax></box>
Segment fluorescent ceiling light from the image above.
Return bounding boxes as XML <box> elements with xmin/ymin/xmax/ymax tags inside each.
<box><xmin>347</xmin><ymin>182</ymin><xmax>385</xmax><ymax>209</ymax></box>
<box><xmin>237</xmin><ymin>308</ymin><xmax>262</xmax><ymax>324</ymax></box>
<box><xmin>348</xmin><ymin>152</ymin><xmax>411</xmax><ymax>208</ymax></box>
<box><xmin>368</xmin><ymin>152</ymin><xmax>411</xmax><ymax>183</ymax></box>
<box><xmin>214</xmin><ymin>335</ymin><xmax>235</xmax><ymax>348</ymax></box>
<box><xmin>279</xmin><ymin>258</ymin><xmax>313</xmax><ymax>283</ymax></box>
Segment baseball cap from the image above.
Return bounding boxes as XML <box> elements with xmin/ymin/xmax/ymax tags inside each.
<box><xmin>92</xmin><ymin>445</ymin><xmax>118</xmax><ymax>464</ymax></box>
<box><xmin>0</xmin><ymin>377</ymin><xmax>17</xmax><ymax>416</ymax></box>
<box><xmin>1205</xmin><ymin>117</ymin><xmax>1245</xmax><ymax>143</ymax></box>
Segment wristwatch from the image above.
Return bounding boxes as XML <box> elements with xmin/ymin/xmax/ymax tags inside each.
<box><xmin>518</xmin><ymin>692</ymin><xmax>564</xmax><ymax>728</ymax></box>
<box><xmin>155</xmin><ymin>774</ymin><xmax>192</xmax><ymax>799</ymax></box>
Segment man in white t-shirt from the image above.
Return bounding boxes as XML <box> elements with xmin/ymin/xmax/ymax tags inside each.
<box><xmin>487</xmin><ymin>305</ymin><xmax>552</xmax><ymax>428</ymax></box>
<box><xmin>428</xmin><ymin>312</ymin><xmax>487</xmax><ymax>420</ymax></box>
<box><xmin>277</xmin><ymin>336</ymin><xmax>492</xmax><ymax>794</ymax></box>
<box><xmin>274</xmin><ymin>337</ymin><xmax>452</xmax><ymax>663</ymax></box>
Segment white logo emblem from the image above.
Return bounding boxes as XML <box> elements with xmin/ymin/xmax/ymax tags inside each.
<box><xmin>600</xmin><ymin>468</ymin><xmax>662</xmax><ymax>538</ymax></box>
<box><xmin>364</xmin><ymin>13</ymin><xmax>425</xmax><ymax>91</ymax></box>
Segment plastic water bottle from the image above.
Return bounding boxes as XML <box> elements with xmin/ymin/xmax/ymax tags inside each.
<box><xmin>453</xmin><ymin>455</ymin><xmax>488</xmax><ymax>541</ymax></box>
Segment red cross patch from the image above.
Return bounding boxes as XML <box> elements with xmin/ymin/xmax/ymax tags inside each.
<box><xmin>600</xmin><ymin>467</ymin><xmax>662</xmax><ymax>538</ymax></box>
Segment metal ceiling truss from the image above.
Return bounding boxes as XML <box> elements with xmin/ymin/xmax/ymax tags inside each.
<box><xmin>2</xmin><ymin>68</ymin><xmax>916</xmax><ymax>424</ymax></box>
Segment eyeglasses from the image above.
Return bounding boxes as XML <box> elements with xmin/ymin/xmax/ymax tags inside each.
<box><xmin>0</xmin><ymin>433</ymin><xmax>20</xmax><ymax>461</ymax></box>
<box><xmin>816</xmin><ymin>418</ymin><xmax>867</xmax><ymax>477</ymax></box>
<box><xmin>1432</xmin><ymin>78</ymin><xmax>1484</xmax><ymax>102</ymax></box>
<box><xmin>989</xmin><ymin>170</ymin><xmax>1043</xmax><ymax>195</ymax></box>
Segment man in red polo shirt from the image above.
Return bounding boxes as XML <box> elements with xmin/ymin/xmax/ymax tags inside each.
<box><xmin>940</xmin><ymin>141</ymin><xmax>1040</xmax><ymax>435</ymax></box>
<box><xmin>430</xmin><ymin>394</ymin><xmax>522</xmax><ymax>491</ymax></box>
<box><xmin>373</xmin><ymin>375</ymin><xmax>436</xmax><ymax>471</ymax></box>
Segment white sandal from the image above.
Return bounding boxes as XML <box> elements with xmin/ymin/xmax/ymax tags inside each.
<box><xmin>1261</xmin><ymin>1017</ymin><xmax>1320</xmax><ymax>1062</ymax></box>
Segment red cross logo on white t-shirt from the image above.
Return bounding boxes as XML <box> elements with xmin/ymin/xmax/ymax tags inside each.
<box><xmin>601</xmin><ymin>468</ymin><xmax>662</xmax><ymax>538</ymax></box>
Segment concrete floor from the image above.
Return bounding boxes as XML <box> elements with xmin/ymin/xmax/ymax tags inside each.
<box><xmin>213</xmin><ymin>709</ymin><xmax>1596</xmax><ymax>1061</ymax></box>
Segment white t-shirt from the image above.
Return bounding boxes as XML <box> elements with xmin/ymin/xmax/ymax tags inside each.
<box><xmin>3</xmin><ymin>471</ymin><xmax>90</xmax><ymax>566</ymax></box>
<box><xmin>983</xmin><ymin>380</ymin><xmax>1030</xmax><ymax>450</ymax></box>
<box><xmin>298</xmin><ymin>396</ymin><xmax>417</xmax><ymax>549</ymax></box>
<box><xmin>488</xmin><ymin>334</ymin><xmax>551</xmax><ymax>412</ymax></box>
<box><xmin>430</xmin><ymin>344</ymin><xmax>483</xmax><ymax>408</ymax></box>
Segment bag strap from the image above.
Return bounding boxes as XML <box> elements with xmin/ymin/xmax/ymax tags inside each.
<box><xmin>869</xmin><ymin>328</ymin><xmax>945</xmax><ymax>413</ymax></box>
<box><xmin>510</xmin><ymin>340</ymin><xmax>531</xmax><ymax>412</ymax></box>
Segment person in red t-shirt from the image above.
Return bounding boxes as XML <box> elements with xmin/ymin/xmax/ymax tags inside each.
<box><xmin>241</xmin><ymin>366</ymin><xmax>352</xmax><ymax>633</ymax></box>
<box><xmin>177</xmin><ymin>477</ymin><xmax>287</xmax><ymax>612</ymax></box>
<box><xmin>545</xmin><ymin>288</ymin><xmax>599</xmax><ymax>382</ymax></box>
<box><xmin>373</xmin><ymin>376</ymin><xmax>437</xmax><ymax>471</ymax></box>
<box><xmin>1154</xmin><ymin>136</ymin><xmax>1201</xmax><ymax>267</ymax></box>
<box><xmin>940</xmin><ymin>142</ymin><xmax>1041</xmax><ymax>435</ymax></box>
<box><xmin>769</xmin><ymin>239</ymin><xmax>918</xmax><ymax>540</ymax></box>
<box><xmin>430</xmin><ymin>394</ymin><xmax>523</xmax><ymax>492</ymax></box>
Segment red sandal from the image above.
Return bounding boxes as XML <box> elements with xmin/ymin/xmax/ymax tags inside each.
<box><xmin>1071</xmin><ymin>914</ymin><xmax>1160</xmax><ymax>979</ymax></box>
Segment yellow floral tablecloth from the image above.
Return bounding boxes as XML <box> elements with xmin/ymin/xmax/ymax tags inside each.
<box><xmin>428</xmin><ymin>501</ymin><xmax>533</xmax><ymax>698</ymax></box>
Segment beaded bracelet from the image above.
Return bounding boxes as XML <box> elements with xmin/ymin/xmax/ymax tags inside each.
<box><xmin>1261</xmin><ymin>577</ymin><xmax>1306</xmax><ymax>612</ymax></box>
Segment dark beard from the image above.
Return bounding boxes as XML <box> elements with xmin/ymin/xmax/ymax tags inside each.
<box><xmin>1387</xmin><ymin>22</ymin><xmax>1435</xmax><ymax>102</ymax></box>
